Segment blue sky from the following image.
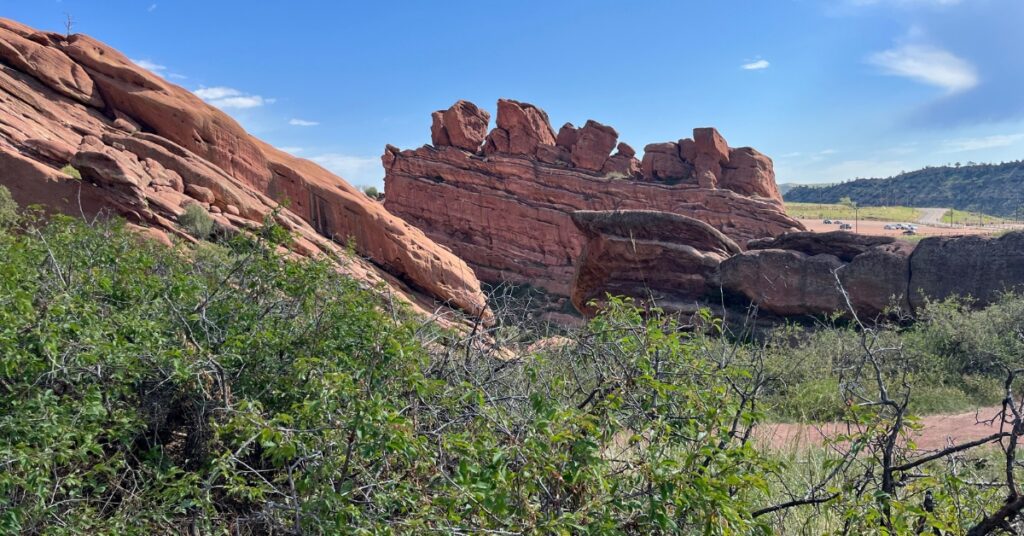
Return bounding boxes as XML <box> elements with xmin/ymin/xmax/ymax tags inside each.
<box><xmin>6</xmin><ymin>0</ymin><xmax>1024</xmax><ymax>188</ymax></box>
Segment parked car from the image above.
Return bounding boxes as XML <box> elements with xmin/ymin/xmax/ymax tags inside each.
<box><xmin>902</xmin><ymin>229</ymin><xmax>917</xmax><ymax>236</ymax></box>
<box><xmin>823</xmin><ymin>219</ymin><xmax>833</xmax><ymax>224</ymax></box>
<box><xmin>884</xmin><ymin>224</ymin><xmax>896</xmax><ymax>230</ymax></box>
<box><xmin>833</xmin><ymin>220</ymin><xmax>843</xmax><ymax>225</ymax></box>
<box><xmin>839</xmin><ymin>223</ymin><xmax>852</xmax><ymax>230</ymax></box>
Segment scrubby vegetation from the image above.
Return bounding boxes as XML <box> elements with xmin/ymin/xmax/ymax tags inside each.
<box><xmin>784</xmin><ymin>160</ymin><xmax>1024</xmax><ymax>219</ymax></box>
<box><xmin>178</xmin><ymin>203</ymin><xmax>215</xmax><ymax>239</ymax></box>
<box><xmin>59</xmin><ymin>164</ymin><xmax>81</xmax><ymax>180</ymax></box>
<box><xmin>1</xmin><ymin>190</ymin><xmax>1023</xmax><ymax>534</ymax></box>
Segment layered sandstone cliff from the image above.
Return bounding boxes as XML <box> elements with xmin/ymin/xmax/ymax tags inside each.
<box><xmin>383</xmin><ymin>99</ymin><xmax>803</xmax><ymax>299</ymax></box>
<box><xmin>0</xmin><ymin>18</ymin><xmax>489</xmax><ymax>320</ymax></box>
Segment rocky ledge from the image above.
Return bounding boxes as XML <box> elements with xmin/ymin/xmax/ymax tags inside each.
<box><xmin>571</xmin><ymin>213</ymin><xmax>1024</xmax><ymax>321</ymax></box>
<box><xmin>383</xmin><ymin>99</ymin><xmax>803</xmax><ymax>301</ymax></box>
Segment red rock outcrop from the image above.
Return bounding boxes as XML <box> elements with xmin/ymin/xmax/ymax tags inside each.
<box><xmin>908</xmin><ymin>232</ymin><xmax>1024</xmax><ymax>310</ymax></box>
<box><xmin>570</xmin><ymin>210</ymin><xmax>741</xmax><ymax>316</ymax></box>
<box><xmin>719</xmin><ymin>230</ymin><xmax>1024</xmax><ymax>320</ymax></box>
<box><xmin>0</xmin><ymin>18</ymin><xmax>490</xmax><ymax>321</ymax></box>
<box><xmin>720</xmin><ymin>232</ymin><xmax>914</xmax><ymax>319</ymax></box>
<box><xmin>384</xmin><ymin>99</ymin><xmax>801</xmax><ymax>301</ymax></box>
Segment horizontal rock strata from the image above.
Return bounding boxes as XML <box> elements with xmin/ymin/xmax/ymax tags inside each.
<box><xmin>384</xmin><ymin>99</ymin><xmax>802</xmax><ymax>298</ymax></box>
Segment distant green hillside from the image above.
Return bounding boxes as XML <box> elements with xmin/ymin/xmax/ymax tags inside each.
<box><xmin>784</xmin><ymin>161</ymin><xmax>1024</xmax><ymax>218</ymax></box>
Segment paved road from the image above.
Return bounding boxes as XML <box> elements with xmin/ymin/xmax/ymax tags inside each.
<box><xmin>917</xmin><ymin>207</ymin><xmax>949</xmax><ymax>225</ymax></box>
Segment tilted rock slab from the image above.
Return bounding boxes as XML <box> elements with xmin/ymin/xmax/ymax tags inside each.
<box><xmin>384</xmin><ymin>99</ymin><xmax>802</xmax><ymax>298</ymax></box>
<box><xmin>720</xmin><ymin>230</ymin><xmax>1024</xmax><ymax>320</ymax></box>
<box><xmin>0</xmin><ymin>18</ymin><xmax>489</xmax><ymax>321</ymax></box>
<box><xmin>720</xmin><ymin>232</ymin><xmax>914</xmax><ymax>319</ymax></box>
<box><xmin>570</xmin><ymin>210</ymin><xmax>741</xmax><ymax>316</ymax></box>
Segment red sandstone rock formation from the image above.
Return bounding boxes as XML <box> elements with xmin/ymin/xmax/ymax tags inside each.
<box><xmin>720</xmin><ymin>232</ymin><xmax>914</xmax><ymax>319</ymax></box>
<box><xmin>0</xmin><ymin>18</ymin><xmax>489</xmax><ymax>321</ymax></box>
<box><xmin>384</xmin><ymin>99</ymin><xmax>802</xmax><ymax>301</ymax></box>
<box><xmin>570</xmin><ymin>210</ymin><xmax>741</xmax><ymax>316</ymax></box>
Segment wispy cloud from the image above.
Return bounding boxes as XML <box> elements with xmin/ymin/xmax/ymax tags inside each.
<box><xmin>194</xmin><ymin>86</ymin><xmax>274</xmax><ymax>109</ymax></box>
<box><xmin>147</xmin><ymin>3</ymin><xmax>157</xmax><ymax>12</ymax></box>
<box><xmin>311</xmin><ymin>154</ymin><xmax>381</xmax><ymax>183</ymax></box>
<box><xmin>848</xmin><ymin>0</ymin><xmax>962</xmax><ymax>6</ymax></box>
<box><xmin>288</xmin><ymin>118</ymin><xmax>320</xmax><ymax>127</ymax></box>
<box><xmin>867</xmin><ymin>44</ymin><xmax>978</xmax><ymax>93</ymax></box>
<box><xmin>131</xmin><ymin>58</ymin><xmax>166</xmax><ymax>73</ymax></box>
<box><xmin>823</xmin><ymin>159</ymin><xmax>907</xmax><ymax>180</ymax></box>
<box><xmin>942</xmin><ymin>133</ymin><xmax>1024</xmax><ymax>152</ymax></box>
<box><xmin>277</xmin><ymin>146</ymin><xmax>305</xmax><ymax>154</ymax></box>
<box><xmin>778</xmin><ymin>149</ymin><xmax>837</xmax><ymax>161</ymax></box>
<box><xmin>741</xmin><ymin>59</ymin><xmax>770</xmax><ymax>70</ymax></box>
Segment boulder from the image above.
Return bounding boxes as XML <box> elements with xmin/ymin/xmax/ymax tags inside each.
<box><xmin>441</xmin><ymin>100</ymin><xmax>490</xmax><ymax>152</ymax></box>
<box><xmin>721</xmin><ymin>232</ymin><xmax>913</xmax><ymax>318</ymax></box>
<box><xmin>748</xmin><ymin>231</ymin><xmax>896</xmax><ymax>262</ymax></box>
<box><xmin>720</xmin><ymin>250</ymin><xmax>846</xmax><ymax>317</ymax></box>
<box><xmin>493</xmin><ymin>98</ymin><xmax>556</xmax><ymax>156</ymax></box>
<box><xmin>570</xmin><ymin>120</ymin><xmax>618</xmax><ymax>171</ymax></box>
<box><xmin>910</xmin><ymin>232</ymin><xmax>1024</xmax><ymax>309</ymax></box>
<box><xmin>430</xmin><ymin>110</ymin><xmax>450</xmax><ymax>147</ymax></box>
<box><xmin>571</xmin><ymin>210</ymin><xmax>741</xmax><ymax>316</ymax></box>
<box><xmin>640</xmin><ymin>142</ymin><xmax>692</xmax><ymax>182</ymax></box>
<box><xmin>555</xmin><ymin>123</ymin><xmax>578</xmax><ymax>149</ymax></box>
<box><xmin>721</xmin><ymin>147</ymin><xmax>782</xmax><ymax>202</ymax></box>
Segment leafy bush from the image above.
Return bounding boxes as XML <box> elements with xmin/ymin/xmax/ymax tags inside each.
<box><xmin>178</xmin><ymin>203</ymin><xmax>214</xmax><ymax>239</ymax></box>
<box><xmin>1</xmin><ymin>200</ymin><xmax>1022</xmax><ymax>534</ymax></box>
<box><xmin>0</xmin><ymin>185</ymin><xmax>16</xmax><ymax>227</ymax></box>
<box><xmin>60</xmin><ymin>164</ymin><xmax>81</xmax><ymax>179</ymax></box>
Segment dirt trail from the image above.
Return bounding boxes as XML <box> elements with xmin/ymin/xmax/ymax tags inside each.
<box><xmin>758</xmin><ymin>407</ymin><xmax>1004</xmax><ymax>451</ymax></box>
<box><xmin>917</xmin><ymin>207</ymin><xmax>949</xmax><ymax>226</ymax></box>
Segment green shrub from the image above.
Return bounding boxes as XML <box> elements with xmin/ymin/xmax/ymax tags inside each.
<box><xmin>0</xmin><ymin>197</ymin><xmax>1020</xmax><ymax>534</ymax></box>
<box><xmin>178</xmin><ymin>203</ymin><xmax>214</xmax><ymax>239</ymax></box>
<box><xmin>60</xmin><ymin>164</ymin><xmax>81</xmax><ymax>179</ymax></box>
<box><xmin>0</xmin><ymin>185</ymin><xmax>16</xmax><ymax>227</ymax></box>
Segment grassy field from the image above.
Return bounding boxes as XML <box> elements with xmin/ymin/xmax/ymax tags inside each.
<box><xmin>941</xmin><ymin>208</ymin><xmax>1012</xmax><ymax>225</ymax></box>
<box><xmin>784</xmin><ymin>202</ymin><xmax>921</xmax><ymax>222</ymax></box>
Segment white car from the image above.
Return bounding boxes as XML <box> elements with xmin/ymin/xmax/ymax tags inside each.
<box><xmin>884</xmin><ymin>224</ymin><xmax>897</xmax><ymax>230</ymax></box>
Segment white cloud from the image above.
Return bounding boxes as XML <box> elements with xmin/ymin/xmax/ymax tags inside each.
<box><xmin>167</xmin><ymin>73</ymin><xmax>187</xmax><ymax>80</ymax></box>
<box><xmin>194</xmin><ymin>86</ymin><xmax>272</xmax><ymax>109</ymax></box>
<box><xmin>741</xmin><ymin>59</ymin><xmax>770</xmax><ymax>70</ymax></box>
<box><xmin>311</xmin><ymin>154</ymin><xmax>381</xmax><ymax>183</ymax></box>
<box><xmin>277</xmin><ymin>146</ymin><xmax>305</xmax><ymax>154</ymax></box>
<box><xmin>867</xmin><ymin>44</ymin><xmax>978</xmax><ymax>93</ymax></box>
<box><xmin>148</xmin><ymin>3</ymin><xmax>157</xmax><ymax>12</ymax></box>
<box><xmin>942</xmin><ymin>133</ymin><xmax>1024</xmax><ymax>152</ymax></box>
<box><xmin>131</xmin><ymin>58</ymin><xmax>166</xmax><ymax>73</ymax></box>
<box><xmin>288</xmin><ymin>118</ymin><xmax>320</xmax><ymax>127</ymax></box>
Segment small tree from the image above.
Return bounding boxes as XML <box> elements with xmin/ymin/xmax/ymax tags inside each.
<box><xmin>360</xmin><ymin>185</ymin><xmax>383</xmax><ymax>201</ymax></box>
<box><xmin>64</xmin><ymin>13</ymin><xmax>74</xmax><ymax>38</ymax></box>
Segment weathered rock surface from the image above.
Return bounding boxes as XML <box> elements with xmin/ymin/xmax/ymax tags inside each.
<box><xmin>385</xmin><ymin>99</ymin><xmax>800</xmax><ymax>299</ymax></box>
<box><xmin>909</xmin><ymin>232</ymin><xmax>1024</xmax><ymax>309</ymax></box>
<box><xmin>570</xmin><ymin>210</ymin><xmax>740</xmax><ymax>315</ymax></box>
<box><xmin>721</xmin><ymin>232</ymin><xmax>913</xmax><ymax>319</ymax></box>
<box><xmin>719</xmin><ymin>230</ymin><xmax>1024</xmax><ymax>320</ymax></box>
<box><xmin>0</xmin><ymin>18</ymin><xmax>490</xmax><ymax>321</ymax></box>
